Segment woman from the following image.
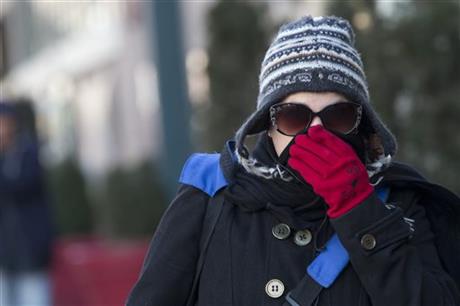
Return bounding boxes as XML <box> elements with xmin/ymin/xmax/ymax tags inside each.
<box><xmin>127</xmin><ymin>16</ymin><xmax>460</xmax><ymax>306</ymax></box>
<box><xmin>0</xmin><ymin>102</ymin><xmax>54</xmax><ymax>306</ymax></box>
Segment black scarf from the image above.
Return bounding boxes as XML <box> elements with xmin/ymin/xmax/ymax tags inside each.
<box><xmin>219</xmin><ymin>132</ymin><xmax>333</xmax><ymax>248</ymax></box>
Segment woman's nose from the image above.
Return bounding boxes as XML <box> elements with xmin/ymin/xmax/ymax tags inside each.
<box><xmin>310</xmin><ymin>116</ymin><xmax>323</xmax><ymax>127</ymax></box>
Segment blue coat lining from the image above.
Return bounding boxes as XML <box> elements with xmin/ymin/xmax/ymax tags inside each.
<box><xmin>179</xmin><ymin>153</ymin><xmax>228</xmax><ymax>197</ymax></box>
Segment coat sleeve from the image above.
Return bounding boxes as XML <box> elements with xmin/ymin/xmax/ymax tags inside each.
<box><xmin>126</xmin><ymin>184</ymin><xmax>209</xmax><ymax>306</ymax></box>
<box><xmin>0</xmin><ymin>142</ymin><xmax>43</xmax><ymax>196</ymax></box>
<box><xmin>330</xmin><ymin>186</ymin><xmax>460</xmax><ymax>306</ymax></box>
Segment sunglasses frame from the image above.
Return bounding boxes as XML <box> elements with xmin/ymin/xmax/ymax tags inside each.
<box><xmin>269</xmin><ymin>101</ymin><xmax>363</xmax><ymax>136</ymax></box>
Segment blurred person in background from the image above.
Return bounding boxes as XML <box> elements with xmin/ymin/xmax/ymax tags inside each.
<box><xmin>0</xmin><ymin>101</ymin><xmax>54</xmax><ymax>306</ymax></box>
<box><xmin>127</xmin><ymin>16</ymin><xmax>460</xmax><ymax>306</ymax></box>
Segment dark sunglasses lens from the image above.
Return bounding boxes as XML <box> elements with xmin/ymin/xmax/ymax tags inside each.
<box><xmin>275</xmin><ymin>104</ymin><xmax>311</xmax><ymax>136</ymax></box>
<box><xmin>321</xmin><ymin>103</ymin><xmax>359</xmax><ymax>134</ymax></box>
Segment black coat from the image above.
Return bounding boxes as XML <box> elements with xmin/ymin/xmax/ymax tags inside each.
<box><xmin>127</xmin><ymin>160</ymin><xmax>460</xmax><ymax>306</ymax></box>
<box><xmin>0</xmin><ymin>135</ymin><xmax>54</xmax><ymax>271</ymax></box>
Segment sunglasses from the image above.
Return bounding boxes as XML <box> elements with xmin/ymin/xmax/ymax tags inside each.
<box><xmin>269</xmin><ymin>101</ymin><xmax>362</xmax><ymax>136</ymax></box>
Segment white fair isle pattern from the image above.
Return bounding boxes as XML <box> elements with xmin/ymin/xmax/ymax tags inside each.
<box><xmin>366</xmin><ymin>154</ymin><xmax>392</xmax><ymax>178</ymax></box>
<box><xmin>260</xmin><ymin>71</ymin><xmax>363</xmax><ymax>108</ymax></box>
<box><xmin>260</xmin><ymin>46</ymin><xmax>366</xmax><ymax>80</ymax></box>
<box><xmin>235</xmin><ymin>148</ymin><xmax>392</xmax><ymax>183</ymax></box>
<box><xmin>259</xmin><ymin>60</ymin><xmax>369</xmax><ymax>104</ymax></box>
<box><xmin>263</xmin><ymin>35</ymin><xmax>361</xmax><ymax>65</ymax></box>
<box><xmin>235</xmin><ymin>149</ymin><xmax>294</xmax><ymax>182</ymax></box>
<box><xmin>275</xmin><ymin>22</ymin><xmax>352</xmax><ymax>43</ymax></box>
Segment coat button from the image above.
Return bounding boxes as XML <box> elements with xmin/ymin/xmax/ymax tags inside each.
<box><xmin>272</xmin><ymin>223</ymin><xmax>291</xmax><ymax>240</ymax></box>
<box><xmin>361</xmin><ymin>234</ymin><xmax>376</xmax><ymax>250</ymax></box>
<box><xmin>265</xmin><ymin>279</ymin><xmax>285</xmax><ymax>298</ymax></box>
<box><xmin>293</xmin><ymin>229</ymin><xmax>312</xmax><ymax>246</ymax></box>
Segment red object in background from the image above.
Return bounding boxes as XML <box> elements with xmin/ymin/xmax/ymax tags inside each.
<box><xmin>51</xmin><ymin>237</ymin><xmax>149</xmax><ymax>306</ymax></box>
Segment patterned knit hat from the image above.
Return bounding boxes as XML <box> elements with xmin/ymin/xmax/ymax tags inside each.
<box><xmin>234</xmin><ymin>15</ymin><xmax>397</xmax><ymax>179</ymax></box>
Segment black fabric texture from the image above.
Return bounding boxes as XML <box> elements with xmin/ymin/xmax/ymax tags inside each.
<box><xmin>126</xmin><ymin>158</ymin><xmax>460</xmax><ymax>306</ymax></box>
<box><xmin>0</xmin><ymin>134</ymin><xmax>54</xmax><ymax>272</ymax></box>
<box><xmin>220</xmin><ymin>132</ymin><xmax>327</xmax><ymax>232</ymax></box>
<box><xmin>377</xmin><ymin>162</ymin><xmax>460</xmax><ymax>291</ymax></box>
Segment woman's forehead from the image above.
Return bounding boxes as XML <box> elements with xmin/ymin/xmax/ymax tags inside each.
<box><xmin>281</xmin><ymin>91</ymin><xmax>349</xmax><ymax>109</ymax></box>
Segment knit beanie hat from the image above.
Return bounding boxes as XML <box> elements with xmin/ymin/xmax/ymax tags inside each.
<box><xmin>234</xmin><ymin>15</ymin><xmax>397</xmax><ymax>179</ymax></box>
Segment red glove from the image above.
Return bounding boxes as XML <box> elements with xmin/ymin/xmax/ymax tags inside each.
<box><xmin>287</xmin><ymin>125</ymin><xmax>374</xmax><ymax>218</ymax></box>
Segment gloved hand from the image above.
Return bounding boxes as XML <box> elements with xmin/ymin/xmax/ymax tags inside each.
<box><xmin>287</xmin><ymin>125</ymin><xmax>373</xmax><ymax>218</ymax></box>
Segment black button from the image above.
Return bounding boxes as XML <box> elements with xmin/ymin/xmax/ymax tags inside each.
<box><xmin>265</xmin><ymin>279</ymin><xmax>284</xmax><ymax>298</ymax></box>
<box><xmin>272</xmin><ymin>223</ymin><xmax>291</xmax><ymax>240</ymax></box>
<box><xmin>293</xmin><ymin>229</ymin><xmax>312</xmax><ymax>246</ymax></box>
<box><xmin>361</xmin><ymin>234</ymin><xmax>376</xmax><ymax>250</ymax></box>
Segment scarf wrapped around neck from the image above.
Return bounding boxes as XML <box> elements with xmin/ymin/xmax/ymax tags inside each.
<box><xmin>219</xmin><ymin>132</ymin><xmax>333</xmax><ymax>249</ymax></box>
